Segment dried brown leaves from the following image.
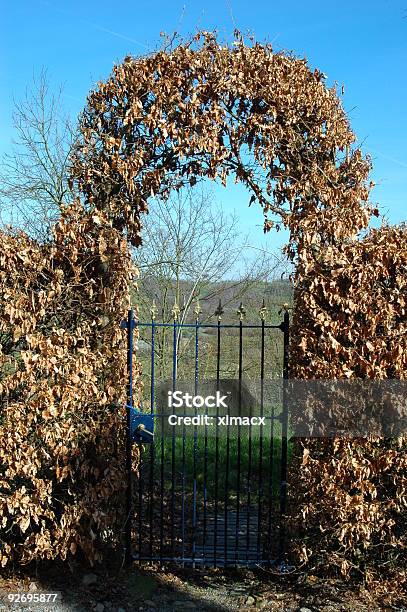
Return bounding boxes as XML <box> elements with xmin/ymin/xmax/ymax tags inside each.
<box><xmin>0</xmin><ymin>201</ymin><xmax>137</xmax><ymax>566</ymax></box>
<box><xmin>290</xmin><ymin>225</ymin><xmax>407</xmax><ymax>583</ymax></box>
<box><xmin>69</xmin><ymin>31</ymin><xmax>372</xmax><ymax>251</ymax></box>
<box><xmin>2</xmin><ymin>31</ymin><xmax>405</xmax><ymax>586</ymax></box>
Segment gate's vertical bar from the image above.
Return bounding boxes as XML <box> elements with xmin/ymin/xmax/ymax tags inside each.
<box><xmin>159</xmin><ymin>319</ymin><xmax>165</xmax><ymax>562</ymax></box>
<box><xmin>214</xmin><ymin>306</ymin><xmax>222</xmax><ymax>567</ymax></box>
<box><xmin>235</xmin><ymin>304</ymin><xmax>245</xmax><ymax>563</ymax></box>
<box><xmin>125</xmin><ymin>309</ymin><xmax>134</xmax><ymax>565</ymax></box>
<box><xmin>149</xmin><ymin>310</ymin><xmax>156</xmax><ymax>561</ymax></box>
<box><xmin>198</xmin><ymin>303</ymin><xmax>209</xmax><ymax>565</ymax></box>
<box><xmin>246</xmin><ymin>325</ymin><xmax>255</xmax><ymax>561</ymax></box>
<box><xmin>256</xmin><ymin>303</ymin><xmax>266</xmax><ymax>560</ymax></box>
<box><xmin>224</xmin><ymin>322</ymin><xmax>231</xmax><ymax>566</ymax></box>
<box><xmin>181</xmin><ymin>321</ymin><xmax>187</xmax><ymax>565</ymax></box>
<box><xmin>180</xmin><ymin>410</ymin><xmax>186</xmax><ymax>564</ymax></box>
<box><xmin>136</xmin><ymin>313</ymin><xmax>143</xmax><ymax>559</ymax></box>
<box><xmin>279</xmin><ymin>308</ymin><xmax>290</xmax><ymax>560</ymax></box>
<box><xmin>192</xmin><ymin>314</ymin><xmax>199</xmax><ymax>566</ymax></box>
<box><xmin>267</xmin><ymin>330</ymin><xmax>276</xmax><ymax>561</ymax></box>
<box><xmin>170</xmin><ymin>305</ymin><xmax>179</xmax><ymax>558</ymax></box>
<box><xmin>137</xmin><ymin>437</ymin><xmax>143</xmax><ymax>558</ymax></box>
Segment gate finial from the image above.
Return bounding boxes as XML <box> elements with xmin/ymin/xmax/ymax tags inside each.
<box><xmin>172</xmin><ymin>299</ymin><xmax>180</xmax><ymax>321</ymax></box>
<box><xmin>237</xmin><ymin>302</ymin><xmax>246</xmax><ymax>321</ymax></box>
<box><xmin>214</xmin><ymin>299</ymin><xmax>224</xmax><ymax>321</ymax></box>
<box><xmin>259</xmin><ymin>298</ymin><xmax>268</xmax><ymax>321</ymax></box>
<box><xmin>278</xmin><ymin>302</ymin><xmax>291</xmax><ymax>315</ymax></box>
<box><xmin>150</xmin><ymin>299</ymin><xmax>158</xmax><ymax>321</ymax></box>
<box><xmin>194</xmin><ymin>299</ymin><xmax>202</xmax><ymax>319</ymax></box>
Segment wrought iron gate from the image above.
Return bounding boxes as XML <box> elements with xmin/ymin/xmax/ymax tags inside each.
<box><xmin>121</xmin><ymin>303</ymin><xmax>289</xmax><ymax>567</ymax></box>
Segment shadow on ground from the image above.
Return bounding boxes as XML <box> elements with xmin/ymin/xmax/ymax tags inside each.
<box><xmin>0</xmin><ymin>551</ymin><xmax>405</xmax><ymax>611</ymax></box>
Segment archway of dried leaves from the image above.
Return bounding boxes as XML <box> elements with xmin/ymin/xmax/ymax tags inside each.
<box><xmin>1</xmin><ymin>32</ymin><xmax>406</xmax><ymax>587</ymax></box>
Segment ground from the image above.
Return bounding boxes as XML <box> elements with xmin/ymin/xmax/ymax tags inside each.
<box><xmin>1</xmin><ymin>558</ymin><xmax>406</xmax><ymax>612</ymax></box>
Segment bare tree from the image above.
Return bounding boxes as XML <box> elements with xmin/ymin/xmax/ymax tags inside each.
<box><xmin>0</xmin><ymin>70</ymin><xmax>75</xmax><ymax>241</ymax></box>
<box><xmin>0</xmin><ymin>73</ymin><xmax>289</xmax><ymax>383</ymax></box>
<box><xmin>133</xmin><ymin>185</ymin><xmax>284</xmax><ymax>379</ymax></box>
<box><xmin>135</xmin><ymin>186</ymin><xmax>282</xmax><ymax>318</ymax></box>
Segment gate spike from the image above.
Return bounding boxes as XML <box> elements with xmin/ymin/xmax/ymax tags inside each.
<box><xmin>172</xmin><ymin>299</ymin><xmax>180</xmax><ymax>321</ymax></box>
<box><xmin>214</xmin><ymin>299</ymin><xmax>224</xmax><ymax>321</ymax></box>
<box><xmin>150</xmin><ymin>299</ymin><xmax>158</xmax><ymax>321</ymax></box>
<box><xmin>278</xmin><ymin>302</ymin><xmax>291</xmax><ymax>315</ymax></box>
<box><xmin>237</xmin><ymin>302</ymin><xmax>246</xmax><ymax>321</ymax></box>
<box><xmin>259</xmin><ymin>298</ymin><xmax>268</xmax><ymax>321</ymax></box>
<box><xmin>194</xmin><ymin>299</ymin><xmax>202</xmax><ymax>319</ymax></box>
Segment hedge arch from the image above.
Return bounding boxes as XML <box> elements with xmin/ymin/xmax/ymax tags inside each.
<box><xmin>68</xmin><ymin>31</ymin><xmax>406</xmax><ymax>589</ymax></box>
<box><xmin>2</xmin><ymin>32</ymin><xmax>405</xmax><ymax>585</ymax></box>
<box><xmin>70</xmin><ymin>30</ymin><xmax>374</xmax><ymax>256</ymax></box>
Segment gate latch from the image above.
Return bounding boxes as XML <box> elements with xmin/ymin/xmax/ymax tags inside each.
<box><xmin>130</xmin><ymin>408</ymin><xmax>154</xmax><ymax>444</ymax></box>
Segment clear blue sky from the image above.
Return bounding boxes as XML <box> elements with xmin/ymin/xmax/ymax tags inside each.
<box><xmin>1</xmin><ymin>0</ymin><xmax>406</xmax><ymax>258</ymax></box>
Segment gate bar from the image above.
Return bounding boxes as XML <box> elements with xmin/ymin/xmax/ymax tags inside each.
<box><xmin>191</xmin><ymin>316</ymin><xmax>199</xmax><ymax>565</ymax></box>
<box><xmin>133</xmin><ymin>322</ymin><xmax>281</xmax><ymax>329</ymax></box>
<box><xmin>148</xmin><ymin>319</ymin><xmax>156</xmax><ymax>559</ymax></box>
<box><xmin>170</xmin><ymin>316</ymin><xmax>177</xmax><ymax>556</ymax></box>
<box><xmin>256</xmin><ymin>316</ymin><xmax>265</xmax><ymax>559</ymax></box>
<box><xmin>213</xmin><ymin>317</ymin><xmax>221</xmax><ymax>566</ymax></box>
<box><xmin>279</xmin><ymin>308</ymin><xmax>290</xmax><ymax>560</ymax></box>
<box><xmin>125</xmin><ymin>309</ymin><xmax>134</xmax><ymax>565</ymax></box>
<box><xmin>234</xmin><ymin>318</ymin><xmax>243</xmax><ymax>560</ymax></box>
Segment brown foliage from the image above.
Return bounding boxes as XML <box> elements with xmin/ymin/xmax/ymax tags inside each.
<box><xmin>69</xmin><ymin>31</ymin><xmax>373</xmax><ymax>250</ymax></box>
<box><xmin>0</xmin><ymin>201</ymin><xmax>137</xmax><ymax>566</ymax></box>
<box><xmin>292</xmin><ymin>225</ymin><xmax>406</xmax><ymax>379</ymax></box>
<box><xmin>290</xmin><ymin>224</ymin><xmax>407</xmax><ymax>585</ymax></box>
<box><xmin>2</xmin><ymin>31</ymin><xmax>406</xmax><ymax>586</ymax></box>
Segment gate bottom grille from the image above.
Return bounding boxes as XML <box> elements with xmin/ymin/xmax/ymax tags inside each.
<box><xmin>193</xmin><ymin>508</ymin><xmax>263</xmax><ymax>565</ymax></box>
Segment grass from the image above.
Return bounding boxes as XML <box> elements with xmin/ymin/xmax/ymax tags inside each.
<box><xmin>138</xmin><ymin>412</ymin><xmax>292</xmax><ymax>501</ymax></box>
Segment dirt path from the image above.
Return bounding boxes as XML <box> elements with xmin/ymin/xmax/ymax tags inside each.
<box><xmin>1</xmin><ymin>561</ymin><xmax>406</xmax><ymax>611</ymax></box>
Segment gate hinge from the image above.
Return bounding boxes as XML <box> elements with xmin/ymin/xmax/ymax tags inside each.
<box><xmin>120</xmin><ymin>318</ymin><xmax>136</xmax><ymax>329</ymax></box>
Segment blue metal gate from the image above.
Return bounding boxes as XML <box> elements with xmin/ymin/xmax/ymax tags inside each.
<box><xmin>121</xmin><ymin>302</ymin><xmax>289</xmax><ymax>567</ymax></box>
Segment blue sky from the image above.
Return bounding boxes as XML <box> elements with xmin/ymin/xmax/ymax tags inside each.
<box><xmin>1</xmin><ymin>0</ymin><xmax>406</xmax><ymax>258</ymax></box>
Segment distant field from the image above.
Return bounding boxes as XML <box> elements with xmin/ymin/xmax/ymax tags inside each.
<box><xmin>133</xmin><ymin>277</ymin><xmax>293</xmax><ymax>385</ymax></box>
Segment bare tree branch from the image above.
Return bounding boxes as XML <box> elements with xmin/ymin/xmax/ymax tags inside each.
<box><xmin>0</xmin><ymin>70</ymin><xmax>76</xmax><ymax>241</ymax></box>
